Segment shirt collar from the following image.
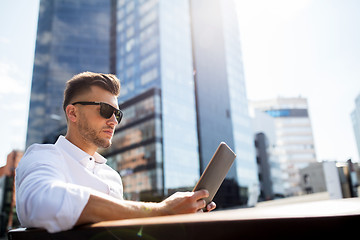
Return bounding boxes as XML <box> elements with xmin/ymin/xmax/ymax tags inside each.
<box><xmin>55</xmin><ymin>136</ymin><xmax>107</xmax><ymax>165</ymax></box>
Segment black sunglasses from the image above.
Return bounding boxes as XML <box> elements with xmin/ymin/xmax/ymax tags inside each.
<box><xmin>72</xmin><ymin>101</ymin><xmax>123</xmax><ymax>123</ymax></box>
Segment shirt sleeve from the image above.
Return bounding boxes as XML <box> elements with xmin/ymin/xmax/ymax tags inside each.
<box><xmin>15</xmin><ymin>146</ymin><xmax>91</xmax><ymax>233</ymax></box>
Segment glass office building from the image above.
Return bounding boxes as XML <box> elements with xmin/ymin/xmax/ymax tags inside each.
<box><xmin>109</xmin><ymin>0</ymin><xmax>257</xmax><ymax>205</ymax></box>
<box><xmin>252</xmin><ymin>109</ymin><xmax>285</xmax><ymax>200</ymax></box>
<box><xmin>27</xmin><ymin>0</ymin><xmax>258</xmax><ymax>207</ymax></box>
<box><xmin>112</xmin><ymin>0</ymin><xmax>200</xmax><ymax>196</ymax></box>
<box><xmin>190</xmin><ymin>0</ymin><xmax>258</xmax><ymax>205</ymax></box>
<box><xmin>26</xmin><ymin>0</ymin><xmax>113</xmax><ymax>147</ymax></box>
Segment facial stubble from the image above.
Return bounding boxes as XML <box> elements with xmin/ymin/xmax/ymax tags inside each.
<box><xmin>78</xmin><ymin>117</ymin><xmax>112</xmax><ymax>149</ymax></box>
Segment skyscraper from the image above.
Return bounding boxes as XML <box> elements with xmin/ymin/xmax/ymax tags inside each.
<box><xmin>251</xmin><ymin>97</ymin><xmax>317</xmax><ymax>196</ymax></box>
<box><xmin>27</xmin><ymin>0</ymin><xmax>258</xmax><ymax>207</ymax></box>
<box><xmin>351</xmin><ymin>94</ymin><xmax>360</xmax><ymax>160</ymax></box>
<box><xmin>26</xmin><ymin>0</ymin><xmax>114</xmax><ymax>147</ymax></box>
<box><xmin>111</xmin><ymin>0</ymin><xmax>200</xmax><ymax>198</ymax></box>
<box><xmin>190</xmin><ymin>0</ymin><xmax>258</xmax><ymax>205</ymax></box>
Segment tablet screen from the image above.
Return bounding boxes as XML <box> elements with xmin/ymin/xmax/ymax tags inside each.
<box><xmin>193</xmin><ymin>142</ymin><xmax>236</xmax><ymax>206</ymax></box>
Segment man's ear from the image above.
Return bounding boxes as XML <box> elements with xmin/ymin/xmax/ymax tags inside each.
<box><xmin>66</xmin><ymin>104</ymin><xmax>78</xmax><ymax>123</ymax></box>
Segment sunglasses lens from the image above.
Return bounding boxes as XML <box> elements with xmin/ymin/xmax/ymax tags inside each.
<box><xmin>100</xmin><ymin>103</ymin><xmax>123</xmax><ymax>123</ymax></box>
<box><xmin>115</xmin><ymin>112</ymin><xmax>120</xmax><ymax>123</ymax></box>
<box><xmin>100</xmin><ymin>103</ymin><xmax>114</xmax><ymax>118</ymax></box>
<box><xmin>116</xmin><ymin>110</ymin><xmax>123</xmax><ymax>123</ymax></box>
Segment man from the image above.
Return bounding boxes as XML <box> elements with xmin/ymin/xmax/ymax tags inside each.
<box><xmin>16</xmin><ymin>72</ymin><xmax>216</xmax><ymax>233</ymax></box>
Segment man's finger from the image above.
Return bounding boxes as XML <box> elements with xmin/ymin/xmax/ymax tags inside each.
<box><xmin>198</xmin><ymin>199</ymin><xmax>206</xmax><ymax>209</ymax></box>
<box><xmin>207</xmin><ymin>201</ymin><xmax>216</xmax><ymax>211</ymax></box>
<box><xmin>192</xmin><ymin>189</ymin><xmax>209</xmax><ymax>200</ymax></box>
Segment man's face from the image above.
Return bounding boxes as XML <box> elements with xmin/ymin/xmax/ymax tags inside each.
<box><xmin>74</xmin><ymin>86</ymin><xmax>119</xmax><ymax>149</ymax></box>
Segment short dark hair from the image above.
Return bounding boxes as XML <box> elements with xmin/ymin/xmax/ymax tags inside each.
<box><xmin>63</xmin><ymin>72</ymin><xmax>120</xmax><ymax>112</ymax></box>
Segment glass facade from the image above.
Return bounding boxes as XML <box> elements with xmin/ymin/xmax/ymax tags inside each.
<box><xmin>158</xmin><ymin>0</ymin><xmax>200</xmax><ymax>192</ymax></box>
<box><xmin>190</xmin><ymin>0</ymin><xmax>258</xmax><ymax>206</ymax></box>
<box><xmin>266</xmin><ymin>109</ymin><xmax>308</xmax><ymax>118</ymax></box>
<box><xmin>221</xmin><ymin>0</ymin><xmax>258</xmax><ymax>204</ymax></box>
<box><xmin>115</xmin><ymin>0</ymin><xmax>200</xmax><ymax>196</ymax></box>
<box><xmin>26</xmin><ymin>0</ymin><xmax>113</xmax><ymax>147</ymax></box>
<box><xmin>100</xmin><ymin>89</ymin><xmax>164</xmax><ymax>200</ymax></box>
<box><xmin>252</xmin><ymin>109</ymin><xmax>285</xmax><ymax>199</ymax></box>
<box><xmin>116</xmin><ymin>0</ymin><xmax>161</xmax><ymax>102</ymax></box>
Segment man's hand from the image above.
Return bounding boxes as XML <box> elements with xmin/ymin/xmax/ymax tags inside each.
<box><xmin>76</xmin><ymin>190</ymin><xmax>216</xmax><ymax>226</ymax></box>
<box><xmin>159</xmin><ymin>190</ymin><xmax>216</xmax><ymax>215</ymax></box>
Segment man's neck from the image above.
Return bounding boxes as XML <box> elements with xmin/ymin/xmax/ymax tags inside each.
<box><xmin>65</xmin><ymin>132</ymin><xmax>97</xmax><ymax>156</ymax></box>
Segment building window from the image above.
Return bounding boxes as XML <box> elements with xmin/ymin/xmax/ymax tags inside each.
<box><xmin>126</xmin><ymin>38</ymin><xmax>135</xmax><ymax>52</ymax></box>
<box><xmin>140</xmin><ymin>52</ymin><xmax>157</xmax><ymax>70</ymax></box>
<box><xmin>139</xmin><ymin>9</ymin><xmax>157</xmax><ymax>29</ymax></box>
<box><xmin>141</xmin><ymin>68</ymin><xmax>158</xmax><ymax>85</ymax></box>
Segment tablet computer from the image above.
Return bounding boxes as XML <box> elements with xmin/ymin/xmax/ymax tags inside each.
<box><xmin>193</xmin><ymin>142</ymin><xmax>236</xmax><ymax>207</ymax></box>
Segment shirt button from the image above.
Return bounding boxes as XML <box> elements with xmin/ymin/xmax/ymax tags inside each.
<box><xmin>89</xmin><ymin>157</ymin><xmax>93</xmax><ymax>161</ymax></box>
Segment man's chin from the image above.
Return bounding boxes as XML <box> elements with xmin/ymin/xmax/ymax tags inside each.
<box><xmin>94</xmin><ymin>138</ymin><xmax>112</xmax><ymax>149</ymax></box>
<box><xmin>102</xmin><ymin>142</ymin><xmax>112</xmax><ymax>149</ymax></box>
<box><xmin>101</xmin><ymin>140</ymin><xmax>112</xmax><ymax>149</ymax></box>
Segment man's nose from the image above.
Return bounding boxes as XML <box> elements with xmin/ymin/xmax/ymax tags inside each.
<box><xmin>107</xmin><ymin>113</ymin><xmax>118</xmax><ymax>126</ymax></box>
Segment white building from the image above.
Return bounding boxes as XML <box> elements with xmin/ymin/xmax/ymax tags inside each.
<box><xmin>351</xmin><ymin>94</ymin><xmax>360</xmax><ymax>160</ymax></box>
<box><xmin>250</xmin><ymin>97</ymin><xmax>317</xmax><ymax>196</ymax></box>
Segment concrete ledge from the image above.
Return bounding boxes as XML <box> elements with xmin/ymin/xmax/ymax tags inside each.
<box><xmin>8</xmin><ymin>198</ymin><xmax>360</xmax><ymax>240</ymax></box>
<box><xmin>256</xmin><ymin>191</ymin><xmax>330</xmax><ymax>207</ymax></box>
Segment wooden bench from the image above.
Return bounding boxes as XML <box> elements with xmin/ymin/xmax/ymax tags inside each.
<box><xmin>8</xmin><ymin>198</ymin><xmax>360</xmax><ymax>239</ymax></box>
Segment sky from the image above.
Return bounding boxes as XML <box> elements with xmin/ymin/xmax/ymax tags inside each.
<box><xmin>235</xmin><ymin>0</ymin><xmax>360</xmax><ymax>162</ymax></box>
<box><xmin>0</xmin><ymin>0</ymin><xmax>39</xmax><ymax>166</ymax></box>
<box><xmin>0</xmin><ymin>0</ymin><xmax>359</xmax><ymax>166</ymax></box>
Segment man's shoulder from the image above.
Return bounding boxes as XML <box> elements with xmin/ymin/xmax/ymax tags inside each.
<box><xmin>25</xmin><ymin>143</ymin><xmax>60</xmax><ymax>156</ymax></box>
<box><xmin>20</xmin><ymin>143</ymin><xmax>62</xmax><ymax>167</ymax></box>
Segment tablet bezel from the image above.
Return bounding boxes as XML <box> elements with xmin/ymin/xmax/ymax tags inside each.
<box><xmin>192</xmin><ymin>142</ymin><xmax>236</xmax><ymax>206</ymax></box>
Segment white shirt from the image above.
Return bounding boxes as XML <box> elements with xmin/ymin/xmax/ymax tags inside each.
<box><xmin>15</xmin><ymin>136</ymin><xmax>123</xmax><ymax>233</ymax></box>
